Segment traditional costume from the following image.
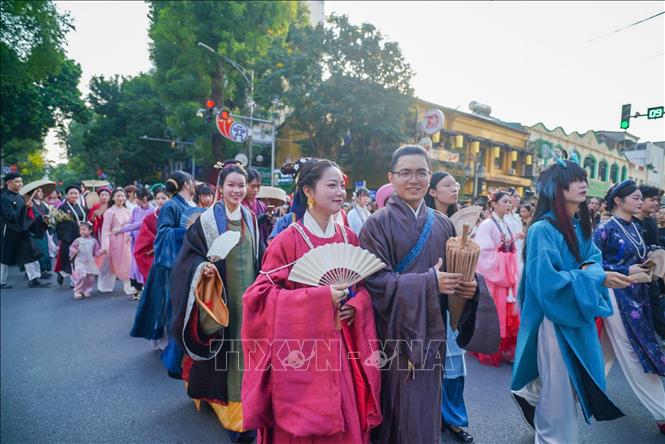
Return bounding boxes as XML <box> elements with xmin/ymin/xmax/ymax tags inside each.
<box><xmin>170</xmin><ymin>202</ymin><xmax>259</xmax><ymax>441</ymax></box>
<box><xmin>31</xmin><ymin>199</ymin><xmax>51</xmax><ymax>274</ymax></box>
<box><xmin>511</xmin><ymin>213</ymin><xmax>624</xmax><ymax>443</ymax></box>
<box><xmin>242</xmin><ymin>210</ymin><xmax>382</xmax><ymax>443</ymax></box>
<box><xmin>120</xmin><ymin>205</ymin><xmax>154</xmax><ymax>289</ymax></box>
<box><xmin>347</xmin><ymin>204</ymin><xmax>371</xmax><ymax>235</ymax></box>
<box><xmin>359</xmin><ymin>195</ymin><xmax>480</xmax><ymax>444</ymax></box>
<box><xmin>0</xmin><ymin>183</ymin><xmax>43</xmax><ymax>286</ymax></box>
<box><xmin>69</xmin><ymin>235</ymin><xmax>101</xmax><ymax>297</ymax></box>
<box><xmin>130</xmin><ymin>194</ymin><xmax>191</xmax><ymax>374</ymax></box>
<box><xmin>472</xmin><ymin>212</ymin><xmax>520</xmax><ymax>366</ymax></box>
<box><xmin>242</xmin><ymin>196</ymin><xmax>271</xmax><ymax>249</ymax></box>
<box><xmin>98</xmin><ymin>205</ymin><xmax>133</xmax><ymax>294</ymax></box>
<box><xmin>594</xmin><ymin>217</ymin><xmax>665</xmax><ymax>424</ymax></box>
<box><xmin>55</xmin><ymin>197</ymin><xmax>87</xmax><ymax>280</ymax></box>
<box><xmin>133</xmin><ymin>209</ymin><xmax>159</xmax><ymax>282</ymax></box>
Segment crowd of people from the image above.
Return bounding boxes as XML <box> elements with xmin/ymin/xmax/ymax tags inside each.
<box><xmin>1</xmin><ymin>145</ymin><xmax>664</xmax><ymax>444</ymax></box>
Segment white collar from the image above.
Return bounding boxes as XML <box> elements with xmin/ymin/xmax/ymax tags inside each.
<box><xmin>226</xmin><ymin>204</ymin><xmax>242</xmax><ymax>221</ymax></box>
<box><xmin>409</xmin><ymin>200</ymin><xmax>425</xmax><ymax>219</ymax></box>
<box><xmin>304</xmin><ymin>210</ymin><xmax>336</xmax><ymax>238</ymax></box>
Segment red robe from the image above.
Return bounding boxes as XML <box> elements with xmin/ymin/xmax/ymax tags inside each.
<box><xmin>87</xmin><ymin>203</ymin><xmax>108</xmax><ymax>240</ymax></box>
<box><xmin>242</xmin><ymin>222</ymin><xmax>382</xmax><ymax>443</ymax></box>
<box><xmin>133</xmin><ymin>209</ymin><xmax>159</xmax><ymax>282</ymax></box>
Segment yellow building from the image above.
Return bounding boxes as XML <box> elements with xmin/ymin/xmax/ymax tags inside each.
<box><xmin>527</xmin><ymin>123</ymin><xmax>631</xmax><ymax>198</ymax></box>
<box><xmin>415</xmin><ymin>99</ymin><xmax>532</xmax><ymax>201</ymax></box>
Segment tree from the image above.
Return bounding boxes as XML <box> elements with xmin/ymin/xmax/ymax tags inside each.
<box><xmin>262</xmin><ymin>14</ymin><xmax>415</xmax><ymax>174</ymax></box>
<box><xmin>65</xmin><ymin>73</ymin><xmax>177</xmax><ymax>185</ymax></box>
<box><xmin>0</xmin><ymin>0</ymin><xmax>88</xmax><ymax>177</ymax></box>
<box><xmin>147</xmin><ymin>1</ymin><xmax>300</xmax><ymax>161</ymax></box>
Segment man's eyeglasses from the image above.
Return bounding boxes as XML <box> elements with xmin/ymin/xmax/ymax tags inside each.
<box><xmin>391</xmin><ymin>169</ymin><xmax>431</xmax><ymax>180</ymax></box>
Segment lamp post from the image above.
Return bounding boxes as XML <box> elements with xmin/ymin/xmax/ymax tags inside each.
<box><xmin>198</xmin><ymin>42</ymin><xmax>255</xmax><ymax>165</ymax></box>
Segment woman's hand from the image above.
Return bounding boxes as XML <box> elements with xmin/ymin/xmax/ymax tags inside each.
<box><xmin>434</xmin><ymin>258</ymin><xmax>462</xmax><ymax>295</ymax></box>
<box><xmin>112</xmin><ymin>227</ymin><xmax>121</xmax><ymax>235</ymax></box>
<box><xmin>514</xmin><ymin>232</ymin><xmax>525</xmax><ymax>241</ymax></box>
<box><xmin>629</xmin><ymin>264</ymin><xmax>650</xmax><ymax>275</ymax></box>
<box><xmin>455</xmin><ymin>280</ymin><xmax>477</xmax><ymax>300</ymax></box>
<box><xmin>603</xmin><ymin>271</ymin><xmax>633</xmax><ymax>289</ymax></box>
<box><xmin>339</xmin><ymin>304</ymin><xmax>356</xmax><ymax>325</ymax></box>
<box><xmin>203</xmin><ymin>262</ymin><xmax>216</xmax><ymax>278</ymax></box>
<box><xmin>330</xmin><ymin>287</ymin><xmax>347</xmax><ymax>306</ymax></box>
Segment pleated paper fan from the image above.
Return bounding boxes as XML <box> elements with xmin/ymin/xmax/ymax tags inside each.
<box><xmin>180</xmin><ymin>207</ymin><xmax>206</xmax><ymax>228</ymax></box>
<box><xmin>288</xmin><ymin>243</ymin><xmax>386</xmax><ymax>288</ymax></box>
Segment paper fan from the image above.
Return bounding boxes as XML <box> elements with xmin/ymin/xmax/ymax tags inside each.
<box><xmin>450</xmin><ymin>205</ymin><xmax>482</xmax><ymax>237</ymax></box>
<box><xmin>207</xmin><ymin>231</ymin><xmax>241</xmax><ymax>262</ymax></box>
<box><xmin>85</xmin><ymin>191</ymin><xmax>99</xmax><ymax>208</ymax></box>
<box><xmin>647</xmin><ymin>249</ymin><xmax>665</xmax><ymax>278</ymax></box>
<box><xmin>180</xmin><ymin>207</ymin><xmax>206</xmax><ymax>228</ymax></box>
<box><xmin>288</xmin><ymin>243</ymin><xmax>386</xmax><ymax>288</ymax></box>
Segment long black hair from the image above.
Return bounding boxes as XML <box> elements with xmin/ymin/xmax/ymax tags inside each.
<box><xmin>424</xmin><ymin>171</ymin><xmax>457</xmax><ymax>217</ymax></box>
<box><xmin>524</xmin><ymin>160</ymin><xmax>591</xmax><ymax>263</ymax></box>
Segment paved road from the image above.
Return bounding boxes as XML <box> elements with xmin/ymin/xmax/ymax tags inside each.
<box><xmin>1</xmin><ymin>269</ymin><xmax>663</xmax><ymax>443</ymax></box>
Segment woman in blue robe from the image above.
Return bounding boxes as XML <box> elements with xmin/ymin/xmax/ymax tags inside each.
<box><xmin>511</xmin><ymin>160</ymin><xmax>629</xmax><ymax>443</ymax></box>
<box><xmin>130</xmin><ymin>171</ymin><xmax>196</xmax><ymax>378</ymax></box>
<box><xmin>593</xmin><ymin>180</ymin><xmax>665</xmax><ymax>434</ymax></box>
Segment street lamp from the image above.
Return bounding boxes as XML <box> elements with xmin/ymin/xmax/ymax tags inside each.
<box><xmin>198</xmin><ymin>42</ymin><xmax>255</xmax><ymax>165</ymax></box>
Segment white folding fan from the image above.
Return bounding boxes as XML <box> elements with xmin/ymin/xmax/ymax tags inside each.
<box><xmin>207</xmin><ymin>231</ymin><xmax>241</xmax><ymax>262</ymax></box>
<box><xmin>288</xmin><ymin>243</ymin><xmax>386</xmax><ymax>288</ymax></box>
<box><xmin>449</xmin><ymin>205</ymin><xmax>483</xmax><ymax>237</ymax></box>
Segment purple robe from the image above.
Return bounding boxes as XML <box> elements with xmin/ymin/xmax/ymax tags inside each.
<box><xmin>121</xmin><ymin>205</ymin><xmax>155</xmax><ymax>284</ymax></box>
<box><xmin>359</xmin><ymin>196</ymin><xmax>480</xmax><ymax>444</ymax></box>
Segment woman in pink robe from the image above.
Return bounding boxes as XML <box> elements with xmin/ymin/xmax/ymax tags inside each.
<box><xmin>100</xmin><ymin>188</ymin><xmax>133</xmax><ymax>295</ymax></box>
<box><xmin>242</xmin><ymin>159</ymin><xmax>382</xmax><ymax>444</ymax></box>
<box><xmin>471</xmin><ymin>190</ymin><xmax>520</xmax><ymax>366</ymax></box>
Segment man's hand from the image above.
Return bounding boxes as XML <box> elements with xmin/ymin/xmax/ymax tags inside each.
<box><xmin>455</xmin><ymin>280</ymin><xmax>477</xmax><ymax>300</ymax></box>
<box><xmin>434</xmin><ymin>258</ymin><xmax>462</xmax><ymax>295</ymax></box>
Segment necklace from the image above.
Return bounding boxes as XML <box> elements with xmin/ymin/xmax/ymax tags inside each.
<box><xmin>66</xmin><ymin>201</ymin><xmax>85</xmax><ymax>224</ymax></box>
<box><xmin>611</xmin><ymin>216</ymin><xmax>646</xmax><ymax>259</ymax></box>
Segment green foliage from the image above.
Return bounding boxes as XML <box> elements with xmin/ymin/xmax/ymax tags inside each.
<box><xmin>64</xmin><ymin>74</ymin><xmax>178</xmax><ymax>185</ymax></box>
<box><xmin>263</xmin><ymin>13</ymin><xmax>415</xmax><ymax>166</ymax></box>
<box><xmin>0</xmin><ymin>0</ymin><xmax>88</xmax><ymax>166</ymax></box>
<box><xmin>147</xmin><ymin>1</ymin><xmax>299</xmax><ymax>160</ymax></box>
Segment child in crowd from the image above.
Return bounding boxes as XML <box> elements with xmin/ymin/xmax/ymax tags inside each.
<box><xmin>69</xmin><ymin>222</ymin><xmax>101</xmax><ymax>300</ymax></box>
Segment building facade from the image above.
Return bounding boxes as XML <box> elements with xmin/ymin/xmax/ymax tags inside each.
<box><xmin>621</xmin><ymin>141</ymin><xmax>665</xmax><ymax>187</ymax></box>
<box><xmin>527</xmin><ymin>123</ymin><xmax>632</xmax><ymax>198</ymax></box>
<box><xmin>415</xmin><ymin>99</ymin><xmax>532</xmax><ymax>202</ymax></box>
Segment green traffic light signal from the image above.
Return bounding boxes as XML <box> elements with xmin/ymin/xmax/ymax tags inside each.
<box><xmin>620</xmin><ymin>104</ymin><xmax>631</xmax><ymax>129</ymax></box>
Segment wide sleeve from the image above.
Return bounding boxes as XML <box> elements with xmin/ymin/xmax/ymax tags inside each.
<box><xmin>120</xmin><ymin>207</ymin><xmax>144</xmax><ymax>233</ymax></box>
<box><xmin>526</xmin><ymin>222</ymin><xmax>611</xmax><ymax>328</ymax></box>
<box><xmin>1</xmin><ymin>194</ymin><xmax>31</xmax><ymax>232</ymax></box>
<box><xmin>69</xmin><ymin>238</ymin><xmax>80</xmax><ymax>259</ymax></box>
<box><xmin>241</xmin><ymin>231</ymin><xmax>345</xmax><ymax>435</ymax></box>
<box><xmin>593</xmin><ymin>224</ymin><xmax>629</xmax><ymax>275</ymax></box>
<box><xmin>358</xmin><ymin>215</ymin><xmax>441</xmax><ymax>368</ymax></box>
<box><xmin>100</xmin><ymin>210</ymin><xmax>112</xmax><ymax>251</ymax></box>
<box><xmin>153</xmin><ymin>204</ymin><xmax>186</xmax><ymax>268</ymax></box>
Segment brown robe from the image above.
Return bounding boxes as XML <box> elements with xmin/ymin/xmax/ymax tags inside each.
<box><xmin>359</xmin><ymin>195</ymin><xmax>479</xmax><ymax>444</ymax></box>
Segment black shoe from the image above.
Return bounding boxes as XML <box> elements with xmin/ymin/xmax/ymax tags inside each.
<box><xmin>28</xmin><ymin>278</ymin><xmax>51</xmax><ymax>288</ymax></box>
<box><xmin>444</xmin><ymin>423</ymin><xmax>474</xmax><ymax>443</ymax></box>
<box><xmin>41</xmin><ymin>271</ymin><xmax>52</xmax><ymax>279</ymax></box>
<box><xmin>0</xmin><ymin>283</ymin><xmax>12</xmax><ymax>289</ymax></box>
<box><xmin>56</xmin><ymin>274</ymin><xmax>64</xmax><ymax>285</ymax></box>
<box><xmin>511</xmin><ymin>392</ymin><xmax>535</xmax><ymax>431</ymax></box>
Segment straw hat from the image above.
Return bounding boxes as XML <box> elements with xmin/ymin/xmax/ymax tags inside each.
<box><xmin>20</xmin><ymin>179</ymin><xmax>56</xmax><ymax>198</ymax></box>
<box><xmin>81</xmin><ymin>179</ymin><xmax>110</xmax><ymax>188</ymax></box>
<box><xmin>256</xmin><ymin>186</ymin><xmax>287</xmax><ymax>203</ymax></box>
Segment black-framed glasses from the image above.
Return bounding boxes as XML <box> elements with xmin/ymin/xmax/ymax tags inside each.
<box><xmin>391</xmin><ymin>169</ymin><xmax>431</xmax><ymax>180</ymax></box>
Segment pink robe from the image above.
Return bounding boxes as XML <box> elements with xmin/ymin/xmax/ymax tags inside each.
<box><xmin>242</xmin><ymin>223</ymin><xmax>382</xmax><ymax>444</ymax></box>
<box><xmin>100</xmin><ymin>205</ymin><xmax>132</xmax><ymax>282</ymax></box>
<box><xmin>472</xmin><ymin>216</ymin><xmax>520</xmax><ymax>366</ymax></box>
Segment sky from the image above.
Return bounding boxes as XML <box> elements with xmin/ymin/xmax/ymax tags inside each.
<box><xmin>46</xmin><ymin>1</ymin><xmax>665</xmax><ymax>164</ymax></box>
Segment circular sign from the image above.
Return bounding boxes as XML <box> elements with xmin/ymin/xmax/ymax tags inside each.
<box><xmin>230</xmin><ymin>122</ymin><xmax>250</xmax><ymax>143</ymax></box>
<box><xmin>420</xmin><ymin>109</ymin><xmax>445</xmax><ymax>135</ymax></box>
<box><xmin>234</xmin><ymin>153</ymin><xmax>249</xmax><ymax>167</ymax></box>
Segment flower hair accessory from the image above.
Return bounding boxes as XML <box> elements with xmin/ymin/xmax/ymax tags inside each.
<box><xmin>488</xmin><ymin>188</ymin><xmax>507</xmax><ymax>203</ymax></box>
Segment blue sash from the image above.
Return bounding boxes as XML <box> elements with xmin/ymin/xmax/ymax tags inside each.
<box><xmin>395</xmin><ymin>208</ymin><xmax>434</xmax><ymax>273</ymax></box>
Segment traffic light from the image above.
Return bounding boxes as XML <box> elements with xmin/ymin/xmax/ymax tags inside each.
<box><xmin>204</xmin><ymin>99</ymin><xmax>215</xmax><ymax>122</ymax></box>
<box><xmin>620</xmin><ymin>104</ymin><xmax>631</xmax><ymax>129</ymax></box>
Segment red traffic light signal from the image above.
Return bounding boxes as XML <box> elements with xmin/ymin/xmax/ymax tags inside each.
<box><xmin>206</xmin><ymin>99</ymin><xmax>215</xmax><ymax>109</ymax></box>
<box><xmin>220</xmin><ymin>110</ymin><xmax>229</xmax><ymax>120</ymax></box>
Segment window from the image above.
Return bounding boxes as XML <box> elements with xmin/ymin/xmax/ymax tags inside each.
<box><xmin>598</xmin><ymin>161</ymin><xmax>608</xmax><ymax>182</ymax></box>
<box><xmin>583</xmin><ymin>157</ymin><xmax>596</xmax><ymax>179</ymax></box>
<box><xmin>571</xmin><ymin>150</ymin><xmax>581</xmax><ymax>164</ymax></box>
<box><xmin>621</xmin><ymin>166</ymin><xmax>628</xmax><ymax>181</ymax></box>
<box><xmin>610</xmin><ymin>164</ymin><xmax>619</xmax><ymax>183</ymax></box>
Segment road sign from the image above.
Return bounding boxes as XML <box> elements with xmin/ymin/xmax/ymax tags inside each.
<box><xmin>647</xmin><ymin>106</ymin><xmax>664</xmax><ymax>120</ymax></box>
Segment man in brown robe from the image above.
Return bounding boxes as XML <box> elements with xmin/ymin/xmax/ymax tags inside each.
<box><xmin>360</xmin><ymin>145</ymin><xmax>480</xmax><ymax>444</ymax></box>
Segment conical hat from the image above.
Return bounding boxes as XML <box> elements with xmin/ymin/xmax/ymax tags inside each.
<box><xmin>81</xmin><ymin>179</ymin><xmax>110</xmax><ymax>188</ymax></box>
<box><xmin>257</xmin><ymin>186</ymin><xmax>287</xmax><ymax>203</ymax></box>
<box><xmin>20</xmin><ymin>179</ymin><xmax>55</xmax><ymax>198</ymax></box>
